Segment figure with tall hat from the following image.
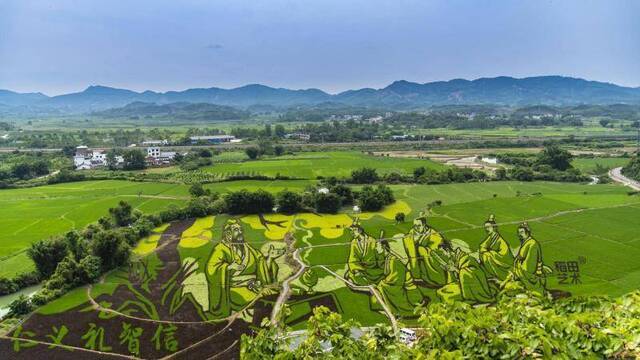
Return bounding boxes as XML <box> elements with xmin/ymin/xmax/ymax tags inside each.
<box><xmin>402</xmin><ymin>212</ymin><xmax>451</xmax><ymax>287</ymax></box>
<box><xmin>511</xmin><ymin>222</ymin><xmax>550</xmax><ymax>296</ymax></box>
<box><xmin>344</xmin><ymin>217</ymin><xmax>384</xmax><ymax>286</ymax></box>
<box><xmin>479</xmin><ymin>214</ymin><xmax>514</xmax><ymax>282</ymax></box>
<box><xmin>206</xmin><ymin>218</ymin><xmax>284</xmax><ymax>318</ymax></box>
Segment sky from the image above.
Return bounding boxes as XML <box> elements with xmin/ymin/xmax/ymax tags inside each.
<box><xmin>1</xmin><ymin>0</ymin><xmax>639</xmax><ymax>95</ymax></box>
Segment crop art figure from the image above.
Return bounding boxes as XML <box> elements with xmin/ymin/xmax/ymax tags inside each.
<box><xmin>437</xmin><ymin>248</ymin><xmax>497</xmax><ymax>303</ymax></box>
<box><xmin>371</xmin><ymin>239</ymin><xmax>424</xmax><ymax>316</ymax></box>
<box><xmin>402</xmin><ymin>212</ymin><xmax>450</xmax><ymax>287</ymax></box>
<box><xmin>344</xmin><ymin>218</ymin><xmax>384</xmax><ymax>286</ymax></box>
<box><xmin>206</xmin><ymin>219</ymin><xmax>284</xmax><ymax>319</ymax></box>
<box><xmin>510</xmin><ymin>222</ymin><xmax>551</xmax><ymax>296</ymax></box>
<box><xmin>479</xmin><ymin>214</ymin><xmax>514</xmax><ymax>282</ymax></box>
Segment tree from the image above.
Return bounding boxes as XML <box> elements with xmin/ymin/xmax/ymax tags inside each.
<box><xmin>11</xmin><ymin>163</ymin><xmax>32</xmax><ymax>180</ymax></box>
<box><xmin>27</xmin><ymin>238</ymin><xmax>69</xmax><ymax>278</ymax></box>
<box><xmin>413</xmin><ymin>166</ymin><xmax>427</xmax><ymax>179</ymax></box>
<box><xmin>599</xmin><ymin>119</ymin><xmax>611</xmax><ymax>128</ymax></box>
<box><xmin>91</xmin><ymin>230</ymin><xmax>130</xmax><ymax>271</ymax></box>
<box><xmin>277</xmin><ymin>190</ymin><xmax>302</xmax><ymax>213</ymax></box>
<box><xmin>395</xmin><ymin>212</ymin><xmax>406</xmax><ymax>223</ymax></box>
<box><xmin>274</xmin><ymin>145</ymin><xmax>285</xmax><ymax>156</ymax></box>
<box><xmin>357</xmin><ymin>186</ymin><xmax>384</xmax><ymax>211</ymax></box>
<box><xmin>351</xmin><ymin>167</ymin><xmax>379</xmax><ymax>184</ymax></box>
<box><xmin>246</xmin><ymin>147</ymin><xmax>260</xmax><ymax>160</ymax></box>
<box><xmin>250</xmin><ymin>190</ymin><xmax>276</xmax><ymax>213</ymax></box>
<box><xmin>375</xmin><ymin>184</ymin><xmax>395</xmax><ymax>205</ymax></box>
<box><xmin>275</xmin><ymin>124</ymin><xmax>286</xmax><ymax>137</ymax></box>
<box><xmin>536</xmin><ymin>145</ymin><xmax>573</xmax><ymax>171</ymax></box>
<box><xmin>8</xmin><ymin>295</ymin><xmax>33</xmax><ymax>316</ymax></box>
<box><xmin>331</xmin><ymin>184</ymin><xmax>354</xmax><ymax>205</ymax></box>
<box><xmin>314</xmin><ymin>193</ymin><xmax>342</xmax><ymax>214</ymax></box>
<box><xmin>31</xmin><ymin>160</ymin><xmax>50</xmax><ymax>176</ymax></box>
<box><xmin>225</xmin><ymin>190</ymin><xmax>275</xmax><ymax>214</ymax></box>
<box><xmin>122</xmin><ymin>149</ymin><xmax>146</xmax><ymax>170</ymax></box>
<box><xmin>78</xmin><ymin>255</ymin><xmax>102</xmax><ymax>283</ymax></box>
<box><xmin>198</xmin><ymin>148</ymin><xmax>213</xmax><ymax>158</ymax></box>
<box><xmin>189</xmin><ymin>183</ymin><xmax>210</xmax><ymax>198</ymax></box>
<box><xmin>109</xmin><ymin>201</ymin><xmax>135</xmax><ymax>226</ymax></box>
<box><xmin>509</xmin><ymin>166</ymin><xmax>534</xmax><ymax>181</ymax></box>
<box><xmin>61</xmin><ymin>145</ymin><xmax>76</xmax><ymax>157</ymax></box>
<box><xmin>622</xmin><ymin>155</ymin><xmax>640</xmax><ymax>181</ymax></box>
<box><xmin>105</xmin><ymin>150</ymin><xmax>118</xmax><ymax>170</ymax></box>
<box><xmin>495</xmin><ymin>167</ymin><xmax>507</xmax><ymax>180</ymax></box>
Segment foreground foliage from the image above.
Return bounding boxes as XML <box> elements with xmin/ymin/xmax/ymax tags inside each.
<box><xmin>242</xmin><ymin>291</ymin><xmax>640</xmax><ymax>359</ymax></box>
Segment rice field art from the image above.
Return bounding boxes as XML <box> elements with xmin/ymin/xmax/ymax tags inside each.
<box><xmin>0</xmin><ymin>199</ymin><xmax>578</xmax><ymax>359</ymax></box>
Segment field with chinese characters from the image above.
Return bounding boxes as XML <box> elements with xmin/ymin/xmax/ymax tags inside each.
<box><xmin>2</xmin><ymin>177</ymin><xmax>640</xmax><ymax>358</ymax></box>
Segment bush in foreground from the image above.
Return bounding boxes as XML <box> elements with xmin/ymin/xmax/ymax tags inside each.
<box><xmin>242</xmin><ymin>291</ymin><xmax>640</xmax><ymax>359</ymax></box>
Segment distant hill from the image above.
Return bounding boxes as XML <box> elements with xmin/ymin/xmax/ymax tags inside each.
<box><xmin>0</xmin><ymin>89</ymin><xmax>48</xmax><ymax>107</ymax></box>
<box><xmin>339</xmin><ymin>76</ymin><xmax>640</xmax><ymax>107</ymax></box>
<box><xmin>92</xmin><ymin>101</ymin><xmax>251</xmax><ymax>121</ymax></box>
<box><xmin>2</xmin><ymin>76</ymin><xmax>640</xmax><ymax>114</ymax></box>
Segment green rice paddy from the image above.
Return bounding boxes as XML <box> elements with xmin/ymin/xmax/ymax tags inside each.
<box><xmin>202</xmin><ymin>151</ymin><xmax>445</xmax><ymax>179</ymax></box>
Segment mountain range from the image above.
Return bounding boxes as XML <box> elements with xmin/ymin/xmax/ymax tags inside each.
<box><xmin>2</xmin><ymin>76</ymin><xmax>640</xmax><ymax>114</ymax></box>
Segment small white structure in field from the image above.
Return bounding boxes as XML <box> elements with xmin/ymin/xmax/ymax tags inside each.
<box><xmin>352</xmin><ymin>205</ymin><xmax>361</xmax><ymax>213</ymax></box>
<box><xmin>398</xmin><ymin>328</ymin><xmax>417</xmax><ymax>345</ymax></box>
<box><xmin>318</xmin><ymin>187</ymin><xmax>330</xmax><ymax>194</ymax></box>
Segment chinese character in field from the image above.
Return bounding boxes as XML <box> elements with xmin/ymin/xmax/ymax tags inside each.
<box><xmin>81</xmin><ymin>323</ymin><xmax>112</xmax><ymax>351</ymax></box>
<box><xmin>152</xmin><ymin>324</ymin><xmax>178</xmax><ymax>352</ymax></box>
<box><xmin>570</xmin><ymin>272</ymin><xmax>582</xmax><ymax>284</ymax></box>
<box><xmin>12</xmin><ymin>326</ymin><xmax>37</xmax><ymax>352</ymax></box>
<box><xmin>46</xmin><ymin>325</ymin><xmax>69</xmax><ymax>349</ymax></box>
<box><xmin>554</xmin><ymin>261</ymin><xmax>567</xmax><ymax>273</ymax></box>
<box><xmin>119</xmin><ymin>322</ymin><xmax>143</xmax><ymax>356</ymax></box>
<box><xmin>567</xmin><ymin>261</ymin><xmax>580</xmax><ymax>273</ymax></box>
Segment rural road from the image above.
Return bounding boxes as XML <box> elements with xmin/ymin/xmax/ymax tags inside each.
<box><xmin>609</xmin><ymin>167</ymin><xmax>640</xmax><ymax>191</ymax></box>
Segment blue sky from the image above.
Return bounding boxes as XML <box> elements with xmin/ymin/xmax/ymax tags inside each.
<box><xmin>1</xmin><ymin>0</ymin><xmax>639</xmax><ymax>95</ymax></box>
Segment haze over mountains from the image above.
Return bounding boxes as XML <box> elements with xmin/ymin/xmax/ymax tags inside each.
<box><xmin>2</xmin><ymin>76</ymin><xmax>640</xmax><ymax>115</ymax></box>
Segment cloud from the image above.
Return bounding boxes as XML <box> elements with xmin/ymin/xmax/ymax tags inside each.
<box><xmin>205</xmin><ymin>43</ymin><xmax>223</xmax><ymax>50</ymax></box>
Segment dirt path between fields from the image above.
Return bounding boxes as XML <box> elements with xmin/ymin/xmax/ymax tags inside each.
<box><xmin>318</xmin><ymin>265</ymin><xmax>398</xmax><ymax>333</ymax></box>
<box><xmin>609</xmin><ymin>167</ymin><xmax>640</xmax><ymax>191</ymax></box>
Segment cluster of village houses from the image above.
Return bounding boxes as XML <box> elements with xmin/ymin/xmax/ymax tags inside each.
<box><xmin>72</xmin><ymin>135</ymin><xmax>242</xmax><ymax>170</ymax></box>
<box><xmin>73</xmin><ymin>142</ymin><xmax>177</xmax><ymax>170</ymax></box>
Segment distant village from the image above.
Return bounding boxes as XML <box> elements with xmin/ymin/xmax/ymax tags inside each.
<box><xmin>73</xmin><ymin>135</ymin><xmax>240</xmax><ymax>170</ymax></box>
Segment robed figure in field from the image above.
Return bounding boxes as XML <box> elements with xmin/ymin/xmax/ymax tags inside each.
<box><xmin>437</xmin><ymin>249</ymin><xmax>497</xmax><ymax>303</ymax></box>
<box><xmin>344</xmin><ymin>219</ymin><xmax>384</xmax><ymax>286</ymax></box>
<box><xmin>206</xmin><ymin>219</ymin><xmax>284</xmax><ymax>318</ymax></box>
<box><xmin>402</xmin><ymin>213</ymin><xmax>450</xmax><ymax>287</ymax></box>
<box><xmin>511</xmin><ymin>222</ymin><xmax>550</xmax><ymax>296</ymax></box>
<box><xmin>372</xmin><ymin>239</ymin><xmax>424</xmax><ymax>317</ymax></box>
<box><xmin>479</xmin><ymin>215</ymin><xmax>514</xmax><ymax>282</ymax></box>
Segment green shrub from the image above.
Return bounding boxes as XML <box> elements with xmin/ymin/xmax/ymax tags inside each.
<box><xmin>27</xmin><ymin>238</ymin><xmax>69</xmax><ymax>278</ymax></box>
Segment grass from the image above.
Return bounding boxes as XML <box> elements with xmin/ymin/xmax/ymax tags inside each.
<box><xmin>0</xmin><ymin>180</ymin><xmax>190</xmax><ymax>277</ymax></box>
<box><xmin>202</xmin><ymin>151</ymin><xmax>445</xmax><ymax>179</ymax></box>
<box><xmin>571</xmin><ymin>157</ymin><xmax>629</xmax><ymax>174</ymax></box>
